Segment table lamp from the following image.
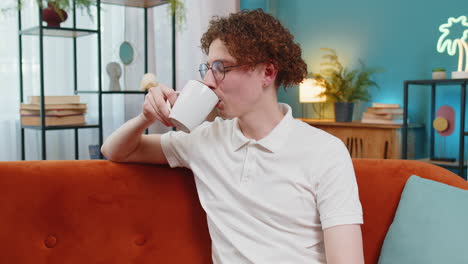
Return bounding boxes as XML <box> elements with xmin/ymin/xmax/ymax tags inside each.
<box><xmin>299</xmin><ymin>78</ymin><xmax>327</xmax><ymax>118</ymax></box>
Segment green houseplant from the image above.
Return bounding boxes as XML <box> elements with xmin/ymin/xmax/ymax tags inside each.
<box><xmin>4</xmin><ymin>0</ymin><xmax>185</xmax><ymax>28</ymax></box>
<box><xmin>1</xmin><ymin>0</ymin><xmax>95</xmax><ymax>27</ymax></box>
<box><xmin>168</xmin><ymin>0</ymin><xmax>185</xmax><ymax>29</ymax></box>
<box><xmin>432</xmin><ymin>68</ymin><xmax>446</xmax><ymax>80</ymax></box>
<box><xmin>310</xmin><ymin>48</ymin><xmax>383</xmax><ymax>122</ymax></box>
<box><xmin>41</xmin><ymin>0</ymin><xmax>93</xmax><ymax>27</ymax></box>
<box><xmin>35</xmin><ymin>0</ymin><xmax>94</xmax><ymax>15</ymax></box>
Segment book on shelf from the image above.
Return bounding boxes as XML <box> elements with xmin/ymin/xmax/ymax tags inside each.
<box><xmin>21</xmin><ymin>115</ymin><xmax>86</xmax><ymax>126</ymax></box>
<box><xmin>361</xmin><ymin>103</ymin><xmax>406</xmax><ymax>124</ymax></box>
<box><xmin>29</xmin><ymin>95</ymin><xmax>81</xmax><ymax>105</ymax></box>
<box><xmin>20</xmin><ymin>103</ymin><xmax>87</xmax><ymax>111</ymax></box>
<box><xmin>365</xmin><ymin>107</ymin><xmax>404</xmax><ymax>115</ymax></box>
<box><xmin>361</xmin><ymin>117</ymin><xmax>404</xmax><ymax>124</ymax></box>
<box><xmin>372</xmin><ymin>102</ymin><xmax>400</xmax><ymax>108</ymax></box>
<box><xmin>20</xmin><ymin>109</ymin><xmax>86</xmax><ymax>117</ymax></box>
<box><xmin>362</xmin><ymin>112</ymin><xmax>403</xmax><ymax>120</ymax></box>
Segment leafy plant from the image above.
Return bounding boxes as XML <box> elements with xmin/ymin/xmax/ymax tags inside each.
<box><xmin>168</xmin><ymin>0</ymin><xmax>185</xmax><ymax>29</ymax></box>
<box><xmin>310</xmin><ymin>48</ymin><xmax>383</xmax><ymax>103</ymax></box>
<box><xmin>1</xmin><ymin>0</ymin><xmax>94</xmax><ymax>19</ymax></box>
<box><xmin>3</xmin><ymin>0</ymin><xmax>185</xmax><ymax>27</ymax></box>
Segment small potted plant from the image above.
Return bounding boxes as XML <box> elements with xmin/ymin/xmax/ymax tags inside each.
<box><xmin>311</xmin><ymin>48</ymin><xmax>383</xmax><ymax>122</ymax></box>
<box><xmin>5</xmin><ymin>0</ymin><xmax>184</xmax><ymax>28</ymax></box>
<box><xmin>3</xmin><ymin>0</ymin><xmax>95</xmax><ymax>27</ymax></box>
<box><xmin>168</xmin><ymin>0</ymin><xmax>185</xmax><ymax>28</ymax></box>
<box><xmin>432</xmin><ymin>68</ymin><xmax>447</xmax><ymax>80</ymax></box>
<box><xmin>40</xmin><ymin>0</ymin><xmax>94</xmax><ymax>27</ymax></box>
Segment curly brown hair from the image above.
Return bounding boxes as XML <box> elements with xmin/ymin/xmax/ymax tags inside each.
<box><xmin>200</xmin><ymin>9</ymin><xmax>307</xmax><ymax>89</ymax></box>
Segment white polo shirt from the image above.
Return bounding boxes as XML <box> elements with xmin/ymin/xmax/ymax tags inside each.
<box><xmin>161</xmin><ymin>103</ymin><xmax>363</xmax><ymax>264</ymax></box>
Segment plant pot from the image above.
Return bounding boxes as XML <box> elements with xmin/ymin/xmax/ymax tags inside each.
<box><xmin>432</xmin><ymin>71</ymin><xmax>446</xmax><ymax>80</ymax></box>
<box><xmin>334</xmin><ymin>102</ymin><xmax>354</xmax><ymax>122</ymax></box>
<box><xmin>42</xmin><ymin>2</ymin><xmax>68</xmax><ymax>27</ymax></box>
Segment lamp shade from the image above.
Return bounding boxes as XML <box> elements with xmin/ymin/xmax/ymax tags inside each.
<box><xmin>299</xmin><ymin>78</ymin><xmax>326</xmax><ymax>103</ymax></box>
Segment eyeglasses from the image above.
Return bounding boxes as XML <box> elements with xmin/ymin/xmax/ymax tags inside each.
<box><xmin>198</xmin><ymin>60</ymin><xmax>246</xmax><ymax>81</ymax></box>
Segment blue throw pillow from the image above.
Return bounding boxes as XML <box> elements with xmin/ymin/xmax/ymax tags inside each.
<box><xmin>378</xmin><ymin>175</ymin><xmax>468</xmax><ymax>264</ymax></box>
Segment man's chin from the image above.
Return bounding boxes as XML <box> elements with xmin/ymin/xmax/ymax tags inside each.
<box><xmin>216</xmin><ymin>108</ymin><xmax>234</xmax><ymax>120</ymax></box>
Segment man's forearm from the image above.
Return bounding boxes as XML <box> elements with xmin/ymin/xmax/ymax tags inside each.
<box><xmin>101</xmin><ymin>114</ymin><xmax>153</xmax><ymax>161</ymax></box>
<box><xmin>323</xmin><ymin>224</ymin><xmax>364</xmax><ymax>264</ymax></box>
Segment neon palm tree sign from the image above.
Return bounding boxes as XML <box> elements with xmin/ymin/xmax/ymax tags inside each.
<box><xmin>437</xmin><ymin>15</ymin><xmax>468</xmax><ymax>78</ymax></box>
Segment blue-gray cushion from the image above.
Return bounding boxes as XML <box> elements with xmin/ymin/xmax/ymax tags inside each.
<box><xmin>378</xmin><ymin>175</ymin><xmax>468</xmax><ymax>264</ymax></box>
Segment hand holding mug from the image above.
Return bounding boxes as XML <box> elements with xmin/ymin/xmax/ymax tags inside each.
<box><xmin>141</xmin><ymin>83</ymin><xmax>178</xmax><ymax>127</ymax></box>
<box><xmin>141</xmin><ymin>80</ymin><xmax>218</xmax><ymax>132</ymax></box>
<box><xmin>167</xmin><ymin>80</ymin><xmax>219</xmax><ymax>133</ymax></box>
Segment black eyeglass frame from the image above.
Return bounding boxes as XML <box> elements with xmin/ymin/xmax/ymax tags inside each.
<box><xmin>198</xmin><ymin>60</ymin><xmax>248</xmax><ymax>81</ymax></box>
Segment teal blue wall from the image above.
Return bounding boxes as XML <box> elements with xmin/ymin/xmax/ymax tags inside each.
<box><xmin>240</xmin><ymin>0</ymin><xmax>267</xmax><ymax>10</ymax></box>
<box><xmin>241</xmin><ymin>0</ymin><xmax>467</xmax><ymax>162</ymax></box>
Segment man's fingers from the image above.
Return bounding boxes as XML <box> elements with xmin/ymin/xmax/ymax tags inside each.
<box><xmin>149</xmin><ymin>87</ymin><xmax>167</xmax><ymax>117</ymax></box>
<box><xmin>167</xmin><ymin>91</ymin><xmax>179</xmax><ymax>107</ymax></box>
<box><xmin>150</xmin><ymin>91</ymin><xmax>171</xmax><ymax>125</ymax></box>
<box><xmin>149</xmin><ymin>86</ymin><xmax>174</xmax><ymax>126</ymax></box>
<box><xmin>142</xmin><ymin>85</ymin><xmax>178</xmax><ymax>128</ymax></box>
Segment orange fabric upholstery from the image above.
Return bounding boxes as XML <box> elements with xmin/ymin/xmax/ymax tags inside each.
<box><xmin>353</xmin><ymin>159</ymin><xmax>468</xmax><ymax>264</ymax></box>
<box><xmin>0</xmin><ymin>159</ymin><xmax>465</xmax><ymax>263</ymax></box>
<box><xmin>0</xmin><ymin>160</ymin><xmax>211</xmax><ymax>264</ymax></box>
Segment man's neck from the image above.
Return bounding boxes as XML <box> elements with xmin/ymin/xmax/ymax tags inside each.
<box><xmin>237</xmin><ymin>99</ymin><xmax>285</xmax><ymax>141</ymax></box>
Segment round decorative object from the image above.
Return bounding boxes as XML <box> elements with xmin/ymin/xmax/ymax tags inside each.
<box><xmin>140</xmin><ymin>73</ymin><xmax>158</xmax><ymax>91</ymax></box>
<box><xmin>434</xmin><ymin>105</ymin><xmax>455</xmax><ymax>136</ymax></box>
<box><xmin>433</xmin><ymin>117</ymin><xmax>448</xmax><ymax>132</ymax></box>
<box><xmin>42</xmin><ymin>2</ymin><xmax>68</xmax><ymax>27</ymax></box>
<box><xmin>119</xmin><ymin>41</ymin><xmax>135</xmax><ymax>65</ymax></box>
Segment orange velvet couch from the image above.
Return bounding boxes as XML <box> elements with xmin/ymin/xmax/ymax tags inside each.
<box><xmin>0</xmin><ymin>159</ymin><xmax>466</xmax><ymax>263</ymax></box>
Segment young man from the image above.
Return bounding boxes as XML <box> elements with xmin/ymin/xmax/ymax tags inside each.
<box><xmin>101</xmin><ymin>9</ymin><xmax>364</xmax><ymax>264</ymax></box>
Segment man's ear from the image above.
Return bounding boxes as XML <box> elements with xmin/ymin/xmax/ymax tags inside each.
<box><xmin>262</xmin><ymin>61</ymin><xmax>278</xmax><ymax>87</ymax></box>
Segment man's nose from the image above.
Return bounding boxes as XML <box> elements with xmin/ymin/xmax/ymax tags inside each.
<box><xmin>203</xmin><ymin>68</ymin><xmax>217</xmax><ymax>90</ymax></box>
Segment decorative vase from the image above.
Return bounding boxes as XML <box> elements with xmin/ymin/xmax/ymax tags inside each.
<box><xmin>42</xmin><ymin>2</ymin><xmax>68</xmax><ymax>27</ymax></box>
<box><xmin>106</xmin><ymin>62</ymin><xmax>122</xmax><ymax>91</ymax></box>
<box><xmin>432</xmin><ymin>71</ymin><xmax>446</xmax><ymax>80</ymax></box>
<box><xmin>334</xmin><ymin>102</ymin><xmax>354</xmax><ymax>122</ymax></box>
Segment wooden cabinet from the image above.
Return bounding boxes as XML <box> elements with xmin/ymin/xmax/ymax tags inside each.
<box><xmin>299</xmin><ymin>119</ymin><xmax>422</xmax><ymax>159</ymax></box>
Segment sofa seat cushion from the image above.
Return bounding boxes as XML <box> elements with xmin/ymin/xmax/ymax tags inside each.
<box><xmin>378</xmin><ymin>175</ymin><xmax>468</xmax><ymax>264</ymax></box>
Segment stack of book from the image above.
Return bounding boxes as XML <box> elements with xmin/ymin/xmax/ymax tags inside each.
<box><xmin>361</xmin><ymin>103</ymin><xmax>404</xmax><ymax>124</ymax></box>
<box><xmin>20</xmin><ymin>96</ymin><xmax>87</xmax><ymax>126</ymax></box>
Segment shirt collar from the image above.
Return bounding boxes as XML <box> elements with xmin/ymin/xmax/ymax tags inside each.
<box><xmin>231</xmin><ymin>103</ymin><xmax>293</xmax><ymax>153</ymax></box>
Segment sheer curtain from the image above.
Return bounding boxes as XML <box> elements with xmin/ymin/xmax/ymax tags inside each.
<box><xmin>0</xmin><ymin>0</ymin><xmax>22</xmax><ymax>161</ymax></box>
<box><xmin>175</xmin><ymin>0</ymin><xmax>239</xmax><ymax>90</ymax></box>
<box><xmin>0</xmin><ymin>0</ymin><xmax>238</xmax><ymax>161</ymax></box>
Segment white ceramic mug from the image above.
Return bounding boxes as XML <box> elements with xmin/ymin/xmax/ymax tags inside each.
<box><xmin>166</xmin><ymin>80</ymin><xmax>218</xmax><ymax>133</ymax></box>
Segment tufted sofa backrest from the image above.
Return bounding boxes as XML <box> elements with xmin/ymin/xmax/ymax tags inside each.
<box><xmin>0</xmin><ymin>160</ymin><xmax>211</xmax><ymax>264</ymax></box>
<box><xmin>0</xmin><ymin>159</ymin><xmax>465</xmax><ymax>264</ymax></box>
